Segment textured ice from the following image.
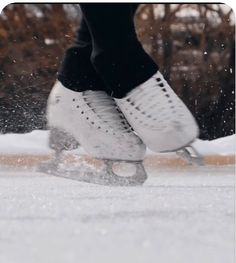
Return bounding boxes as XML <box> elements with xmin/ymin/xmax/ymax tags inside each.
<box><xmin>0</xmin><ymin>165</ymin><xmax>234</xmax><ymax>263</ymax></box>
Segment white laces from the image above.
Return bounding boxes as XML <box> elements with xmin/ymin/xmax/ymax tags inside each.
<box><xmin>81</xmin><ymin>91</ymin><xmax>132</xmax><ymax>133</ymax></box>
<box><xmin>123</xmin><ymin>71</ymin><xmax>171</xmax><ymax>116</ymax></box>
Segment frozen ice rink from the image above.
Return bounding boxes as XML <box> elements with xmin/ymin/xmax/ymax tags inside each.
<box><xmin>0</xmin><ymin>164</ymin><xmax>234</xmax><ymax>263</ymax></box>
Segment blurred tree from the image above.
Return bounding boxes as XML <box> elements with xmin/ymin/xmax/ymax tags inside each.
<box><xmin>0</xmin><ymin>4</ymin><xmax>79</xmax><ymax>132</ymax></box>
<box><xmin>135</xmin><ymin>3</ymin><xmax>235</xmax><ymax>139</ymax></box>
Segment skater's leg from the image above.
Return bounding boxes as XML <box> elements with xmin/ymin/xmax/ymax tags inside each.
<box><xmin>80</xmin><ymin>3</ymin><xmax>158</xmax><ymax>98</ymax></box>
<box><xmin>46</xmin><ymin>4</ymin><xmax>148</xmax><ymax>185</ymax></box>
<box><xmin>48</xmin><ymin>6</ymin><xmax>146</xmax><ymax>162</ymax></box>
<box><xmin>129</xmin><ymin>3</ymin><xmax>140</xmax><ymax>16</ymax></box>
<box><xmin>77</xmin><ymin>4</ymin><xmax>198</xmax><ymax>152</ymax></box>
<box><xmin>58</xmin><ymin>17</ymin><xmax>105</xmax><ymax>92</ymax></box>
<box><xmin>57</xmin><ymin>3</ymin><xmax>139</xmax><ymax>93</ymax></box>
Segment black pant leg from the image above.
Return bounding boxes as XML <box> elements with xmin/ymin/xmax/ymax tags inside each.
<box><xmin>58</xmin><ymin>17</ymin><xmax>105</xmax><ymax>92</ymax></box>
<box><xmin>130</xmin><ymin>3</ymin><xmax>139</xmax><ymax>15</ymax></box>
<box><xmin>80</xmin><ymin>3</ymin><xmax>158</xmax><ymax>98</ymax></box>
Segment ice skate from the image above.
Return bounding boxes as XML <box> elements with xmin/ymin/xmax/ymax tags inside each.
<box><xmin>115</xmin><ymin>71</ymin><xmax>203</xmax><ymax>165</ymax></box>
<box><xmin>39</xmin><ymin>81</ymin><xmax>147</xmax><ymax>186</ymax></box>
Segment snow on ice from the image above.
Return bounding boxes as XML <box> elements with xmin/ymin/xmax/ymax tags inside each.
<box><xmin>0</xmin><ymin>130</ymin><xmax>235</xmax><ymax>155</ymax></box>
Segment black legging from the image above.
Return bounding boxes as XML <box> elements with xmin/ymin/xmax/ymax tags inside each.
<box><xmin>58</xmin><ymin>4</ymin><xmax>158</xmax><ymax>98</ymax></box>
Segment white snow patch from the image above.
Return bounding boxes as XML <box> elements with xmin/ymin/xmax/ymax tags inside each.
<box><xmin>0</xmin><ymin>130</ymin><xmax>53</xmax><ymax>155</ymax></box>
<box><xmin>147</xmin><ymin>134</ymin><xmax>235</xmax><ymax>156</ymax></box>
<box><xmin>0</xmin><ymin>130</ymin><xmax>235</xmax><ymax>156</ymax></box>
<box><xmin>192</xmin><ymin>134</ymin><xmax>235</xmax><ymax>156</ymax></box>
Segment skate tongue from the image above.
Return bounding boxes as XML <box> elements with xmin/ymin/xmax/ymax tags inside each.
<box><xmin>82</xmin><ymin>91</ymin><xmax>132</xmax><ymax>133</ymax></box>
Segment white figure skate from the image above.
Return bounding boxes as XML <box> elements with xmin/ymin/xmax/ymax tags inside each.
<box><xmin>40</xmin><ymin>81</ymin><xmax>147</xmax><ymax>186</ymax></box>
<box><xmin>115</xmin><ymin>71</ymin><xmax>203</xmax><ymax>165</ymax></box>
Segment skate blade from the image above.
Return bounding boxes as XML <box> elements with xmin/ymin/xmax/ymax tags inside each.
<box><xmin>177</xmin><ymin>145</ymin><xmax>204</xmax><ymax>166</ymax></box>
<box><xmin>38</xmin><ymin>157</ymin><xmax>147</xmax><ymax>186</ymax></box>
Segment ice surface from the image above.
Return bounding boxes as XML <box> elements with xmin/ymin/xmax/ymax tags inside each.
<box><xmin>0</xmin><ymin>165</ymin><xmax>234</xmax><ymax>263</ymax></box>
<box><xmin>0</xmin><ymin>131</ymin><xmax>234</xmax><ymax>262</ymax></box>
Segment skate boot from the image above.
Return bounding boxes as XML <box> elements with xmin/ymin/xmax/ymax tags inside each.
<box><xmin>43</xmin><ymin>81</ymin><xmax>147</xmax><ymax>185</ymax></box>
<box><xmin>115</xmin><ymin>71</ymin><xmax>203</xmax><ymax>165</ymax></box>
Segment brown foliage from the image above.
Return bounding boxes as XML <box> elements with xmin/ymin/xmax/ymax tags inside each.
<box><xmin>0</xmin><ymin>4</ymin><xmax>77</xmax><ymax>132</ymax></box>
<box><xmin>135</xmin><ymin>4</ymin><xmax>235</xmax><ymax>139</ymax></box>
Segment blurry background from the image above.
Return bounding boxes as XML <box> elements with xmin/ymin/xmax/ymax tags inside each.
<box><xmin>0</xmin><ymin>3</ymin><xmax>234</xmax><ymax>140</ymax></box>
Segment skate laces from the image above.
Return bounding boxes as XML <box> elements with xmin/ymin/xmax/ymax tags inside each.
<box><xmin>81</xmin><ymin>91</ymin><xmax>132</xmax><ymax>133</ymax></box>
<box><xmin>124</xmin><ymin>71</ymin><xmax>172</xmax><ymax>116</ymax></box>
